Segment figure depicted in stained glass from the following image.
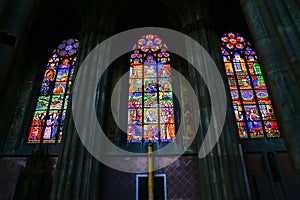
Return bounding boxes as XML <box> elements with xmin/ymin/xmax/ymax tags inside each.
<box><xmin>267</xmin><ymin>109</ymin><xmax>279</xmax><ymax>134</ymax></box>
<box><xmin>53</xmin><ymin>84</ymin><xmax>65</xmax><ymax>95</ymax></box>
<box><xmin>144</xmin><ymin>125</ymin><xmax>159</xmax><ymax>141</ymax></box>
<box><xmin>41</xmin><ymin>68</ymin><xmax>56</xmax><ymax>95</ymax></box>
<box><xmin>145</xmin><ymin>108</ymin><xmax>157</xmax><ymax>123</ymax></box>
<box><xmin>57</xmin><ymin>70</ymin><xmax>68</xmax><ymax>82</ymax></box>
<box><xmin>249</xmin><ymin>109</ymin><xmax>262</xmax><ymax>136</ymax></box>
<box><xmin>144</xmin><ymin>79</ymin><xmax>157</xmax><ymax>93</ymax></box>
<box><xmin>51</xmin><ymin>111</ymin><xmax>59</xmax><ymax>139</ymax></box>
<box><xmin>233</xmin><ymin>53</ymin><xmax>247</xmax><ymax>75</ymax></box>
<box><xmin>162</xmin><ymin>114</ymin><xmax>175</xmax><ymax>140</ymax></box>
<box><xmin>159</xmin><ymin>77</ymin><xmax>172</xmax><ymax>92</ymax></box>
<box><xmin>267</xmin><ymin>109</ymin><xmax>275</xmax><ymax>121</ymax></box>
<box><xmin>43</xmin><ymin>118</ymin><xmax>53</xmax><ymax>139</ymax></box>
<box><xmin>144</xmin><ymin>55</ymin><xmax>157</xmax><ymax>78</ymax></box>
<box><xmin>45</xmin><ymin>69</ymin><xmax>56</xmax><ymax>82</ymax></box>
<box><xmin>28</xmin><ymin>113</ymin><xmax>42</xmax><ymax>141</ymax></box>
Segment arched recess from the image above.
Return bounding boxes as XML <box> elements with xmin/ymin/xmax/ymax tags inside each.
<box><xmin>127</xmin><ymin>34</ymin><xmax>175</xmax><ymax>143</ymax></box>
<box><xmin>27</xmin><ymin>38</ymin><xmax>79</xmax><ymax>144</ymax></box>
<box><xmin>220</xmin><ymin>32</ymin><xmax>281</xmax><ymax>139</ymax></box>
<box><xmin>214</xmin><ymin>0</ymin><xmax>287</xmax><ymax>151</ymax></box>
<box><xmin>1</xmin><ymin>0</ymin><xmax>81</xmax><ymax>155</ymax></box>
<box><xmin>214</xmin><ymin>1</ymin><xmax>299</xmax><ymax>199</ymax></box>
<box><xmin>100</xmin><ymin>1</ymin><xmax>195</xmax><ymax>153</ymax></box>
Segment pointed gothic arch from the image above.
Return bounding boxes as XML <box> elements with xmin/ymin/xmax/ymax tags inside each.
<box><xmin>220</xmin><ymin>32</ymin><xmax>280</xmax><ymax>139</ymax></box>
<box><xmin>127</xmin><ymin>34</ymin><xmax>175</xmax><ymax>143</ymax></box>
<box><xmin>27</xmin><ymin>39</ymin><xmax>79</xmax><ymax>144</ymax></box>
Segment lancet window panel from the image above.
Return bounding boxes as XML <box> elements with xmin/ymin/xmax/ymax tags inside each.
<box><xmin>27</xmin><ymin>38</ymin><xmax>79</xmax><ymax>144</ymax></box>
<box><xmin>127</xmin><ymin>34</ymin><xmax>175</xmax><ymax>143</ymax></box>
<box><xmin>221</xmin><ymin>32</ymin><xmax>280</xmax><ymax>139</ymax></box>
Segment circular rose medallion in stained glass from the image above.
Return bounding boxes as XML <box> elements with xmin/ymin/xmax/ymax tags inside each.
<box><xmin>242</xmin><ymin>91</ymin><xmax>253</xmax><ymax>100</ymax></box>
<box><xmin>222</xmin><ymin>32</ymin><xmax>246</xmax><ymax>51</ymax></box>
<box><xmin>138</xmin><ymin>34</ymin><xmax>163</xmax><ymax>52</ymax></box>
<box><xmin>56</xmin><ymin>39</ymin><xmax>80</xmax><ymax>56</ymax></box>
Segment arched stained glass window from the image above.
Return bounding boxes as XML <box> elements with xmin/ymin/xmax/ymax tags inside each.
<box><xmin>27</xmin><ymin>38</ymin><xmax>79</xmax><ymax>144</ymax></box>
<box><xmin>127</xmin><ymin>34</ymin><xmax>175</xmax><ymax>143</ymax></box>
<box><xmin>221</xmin><ymin>32</ymin><xmax>280</xmax><ymax>139</ymax></box>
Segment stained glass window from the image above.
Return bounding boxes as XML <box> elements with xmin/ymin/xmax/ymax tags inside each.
<box><xmin>221</xmin><ymin>32</ymin><xmax>280</xmax><ymax>139</ymax></box>
<box><xmin>27</xmin><ymin>38</ymin><xmax>79</xmax><ymax>144</ymax></box>
<box><xmin>127</xmin><ymin>34</ymin><xmax>175</xmax><ymax>142</ymax></box>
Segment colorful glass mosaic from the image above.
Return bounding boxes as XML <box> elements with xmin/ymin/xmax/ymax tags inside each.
<box><xmin>128</xmin><ymin>34</ymin><xmax>175</xmax><ymax>142</ymax></box>
<box><xmin>221</xmin><ymin>32</ymin><xmax>280</xmax><ymax>139</ymax></box>
<box><xmin>27</xmin><ymin>38</ymin><xmax>79</xmax><ymax>144</ymax></box>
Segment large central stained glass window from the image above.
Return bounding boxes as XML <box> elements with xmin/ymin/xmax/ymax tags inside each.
<box><xmin>127</xmin><ymin>34</ymin><xmax>175</xmax><ymax>143</ymax></box>
<box><xmin>220</xmin><ymin>32</ymin><xmax>280</xmax><ymax>139</ymax></box>
<box><xmin>27</xmin><ymin>38</ymin><xmax>79</xmax><ymax>144</ymax></box>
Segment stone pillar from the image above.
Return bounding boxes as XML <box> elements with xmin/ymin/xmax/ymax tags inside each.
<box><xmin>0</xmin><ymin>0</ymin><xmax>40</xmax><ymax>92</ymax></box>
<box><xmin>182</xmin><ymin>4</ymin><xmax>248</xmax><ymax>199</ymax></box>
<box><xmin>51</xmin><ymin>30</ymin><xmax>111</xmax><ymax>200</ymax></box>
<box><xmin>0</xmin><ymin>0</ymin><xmax>40</xmax><ymax>153</ymax></box>
<box><xmin>240</xmin><ymin>0</ymin><xmax>300</xmax><ymax>181</ymax></box>
<box><xmin>2</xmin><ymin>74</ymin><xmax>34</xmax><ymax>153</ymax></box>
<box><xmin>50</xmin><ymin>1</ymin><xmax>115</xmax><ymax>199</ymax></box>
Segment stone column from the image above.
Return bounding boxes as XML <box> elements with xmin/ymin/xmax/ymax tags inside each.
<box><xmin>181</xmin><ymin>3</ymin><xmax>248</xmax><ymax>198</ymax></box>
<box><xmin>0</xmin><ymin>0</ymin><xmax>40</xmax><ymax>153</ymax></box>
<box><xmin>2</xmin><ymin>74</ymin><xmax>34</xmax><ymax>153</ymax></box>
<box><xmin>51</xmin><ymin>1</ymin><xmax>116</xmax><ymax>199</ymax></box>
<box><xmin>0</xmin><ymin>0</ymin><xmax>40</xmax><ymax>93</ymax></box>
<box><xmin>240</xmin><ymin>0</ymin><xmax>300</xmax><ymax>181</ymax></box>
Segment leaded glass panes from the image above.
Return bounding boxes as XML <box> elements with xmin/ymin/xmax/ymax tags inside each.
<box><xmin>221</xmin><ymin>32</ymin><xmax>280</xmax><ymax>139</ymax></box>
<box><xmin>127</xmin><ymin>34</ymin><xmax>175</xmax><ymax>142</ymax></box>
<box><xmin>27</xmin><ymin>38</ymin><xmax>79</xmax><ymax>144</ymax></box>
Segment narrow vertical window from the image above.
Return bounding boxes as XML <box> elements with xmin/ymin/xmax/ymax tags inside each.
<box><xmin>27</xmin><ymin>38</ymin><xmax>79</xmax><ymax>144</ymax></box>
<box><xmin>127</xmin><ymin>34</ymin><xmax>175</xmax><ymax>142</ymax></box>
<box><xmin>220</xmin><ymin>32</ymin><xmax>280</xmax><ymax>139</ymax></box>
